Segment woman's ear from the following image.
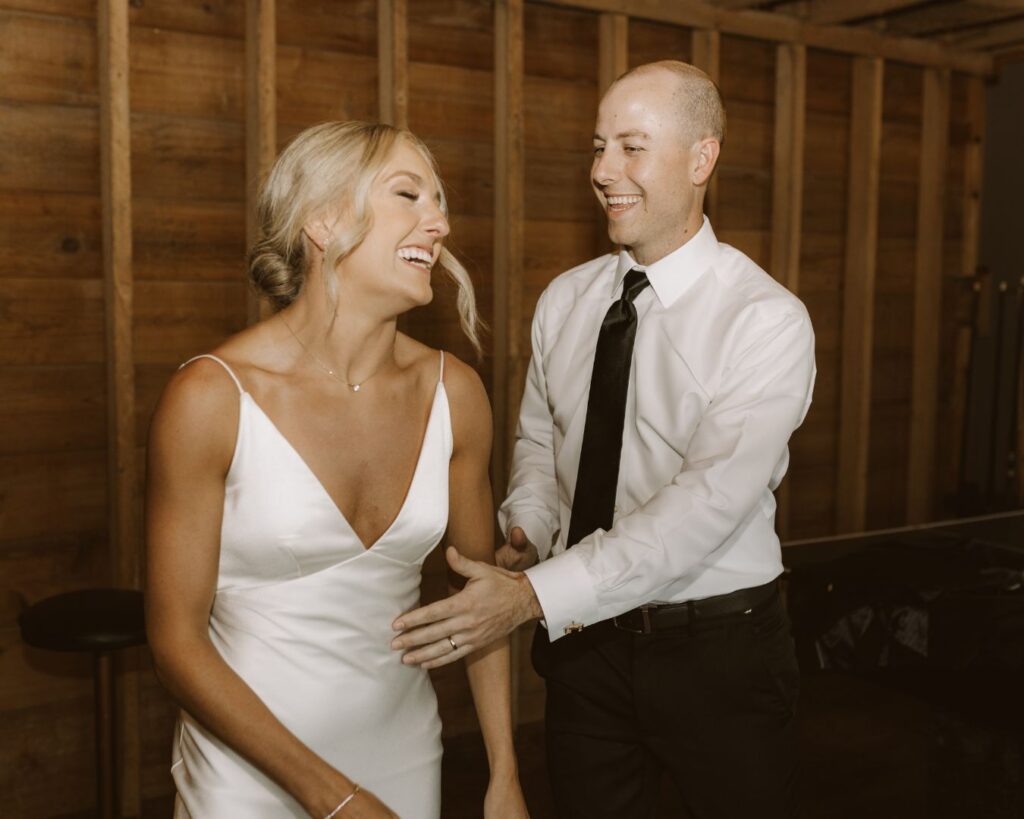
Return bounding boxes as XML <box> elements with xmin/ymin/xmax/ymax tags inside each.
<box><xmin>301</xmin><ymin>219</ymin><xmax>331</xmax><ymax>252</ymax></box>
<box><xmin>691</xmin><ymin>137</ymin><xmax>721</xmax><ymax>187</ymax></box>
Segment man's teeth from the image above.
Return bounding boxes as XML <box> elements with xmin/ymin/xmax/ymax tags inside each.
<box><xmin>397</xmin><ymin>247</ymin><xmax>433</xmax><ymax>268</ymax></box>
<box><xmin>606</xmin><ymin>195</ymin><xmax>642</xmax><ymax>207</ymax></box>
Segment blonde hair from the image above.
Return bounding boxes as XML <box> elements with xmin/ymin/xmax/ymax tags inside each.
<box><xmin>248</xmin><ymin>121</ymin><xmax>483</xmax><ymax>356</ymax></box>
<box><xmin>614</xmin><ymin>60</ymin><xmax>726</xmax><ymax>147</ymax></box>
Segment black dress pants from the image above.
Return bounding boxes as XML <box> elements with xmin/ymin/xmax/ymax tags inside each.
<box><xmin>531</xmin><ymin>590</ymin><xmax>800</xmax><ymax>819</ymax></box>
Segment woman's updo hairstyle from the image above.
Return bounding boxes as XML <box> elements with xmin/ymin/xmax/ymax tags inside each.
<box><xmin>248</xmin><ymin>121</ymin><xmax>483</xmax><ymax>355</ymax></box>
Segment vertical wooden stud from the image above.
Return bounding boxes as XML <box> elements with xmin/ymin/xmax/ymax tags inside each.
<box><xmin>379</xmin><ymin>0</ymin><xmax>409</xmax><ymax>129</ymax></box>
<box><xmin>691</xmin><ymin>29</ymin><xmax>721</xmax><ymax>224</ymax></box>
<box><xmin>246</xmin><ymin>0</ymin><xmax>277</xmax><ymax>324</ymax></box>
<box><xmin>836</xmin><ymin>56</ymin><xmax>883</xmax><ymax>533</ymax></box>
<box><xmin>598</xmin><ymin>13</ymin><xmax>629</xmax><ymax>96</ymax></box>
<box><xmin>494</xmin><ymin>0</ymin><xmax>525</xmax><ymax>497</ymax></box>
<box><xmin>98</xmin><ymin>0</ymin><xmax>140</xmax><ymax>814</ymax></box>
<box><xmin>947</xmin><ymin>76</ymin><xmax>986</xmax><ymax>501</ymax></box>
<box><xmin>770</xmin><ymin>42</ymin><xmax>806</xmax><ymax>541</ymax></box>
<box><xmin>906</xmin><ymin>68</ymin><xmax>950</xmax><ymax>524</ymax></box>
<box><xmin>494</xmin><ymin>0</ymin><xmax>525</xmax><ymax>727</ymax></box>
<box><xmin>961</xmin><ymin>76</ymin><xmax>985</xmax><ymax>283</ymax></box>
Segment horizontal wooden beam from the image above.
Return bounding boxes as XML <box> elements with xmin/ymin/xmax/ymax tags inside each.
<box><xmin>540</xmin><ymin>0</ymin><xmax>994</xmax><ymax>74</ymax></box>
<box><xmin>804</xmin><ymin>0</ymin><xmax>926</xmax><ymax>26</ymax></box>
<box><xmin>945</xmin><ymin>16</ymin><xmax>1024</xmax><ymax>50</ymax></box>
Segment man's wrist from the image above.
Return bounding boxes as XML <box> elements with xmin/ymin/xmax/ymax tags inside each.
<box><xmin>514</xmin><ymin>572</ymin><xmax>543</xmax><ymax>623</ymax></box>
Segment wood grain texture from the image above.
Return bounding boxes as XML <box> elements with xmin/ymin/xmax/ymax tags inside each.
<box><xmin>770</xmin><ymin>42</ymin><xmax>806</xmax><ymax>541</ymax></box>
<box><xmin>245</xmin><ymin>0</ymin><xmax>276</xmax><ymax>324</ymax></box>
<box><xmin>598</xmin><ymin>12</ymin><xmax>628</xmax><ymax>95</ymax></box>
<box><xmin>906</xmin><ymin>68</ymin><xmax>950</xmax><ymax>524</ymax></box>
<box><xmin>836</xmin><ymin>56</ymin><xmax>883</xmax><ymax>532</ymax></box>
<box><xmin>378</xmin><ymin>0</ymin><xmax>409</xmax><ymax>128</ymax></box>
<box><xmin>99</xmin><ymin>1</ymin><xmax>141</xmax><ymax>813</ymax></box>
<box><xmin>493</xmin><ymin>0</ymin><xmax>524</xmax><ymax>508</ymax></box>
<box><xmin>540</xmin><ymin>0</ymin><xmax>993</xmax><ymax>74</ymax></box>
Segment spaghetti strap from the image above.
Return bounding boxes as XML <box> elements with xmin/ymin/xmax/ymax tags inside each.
<box><xmin>180</xmin><ymin>354</ymin><xmax>244</xmax><ymax>394</ymax></box>
<box><xmin>438</xmin><ymin>350</ymin><xmax>445</xmax><ymax>384</ymax></box>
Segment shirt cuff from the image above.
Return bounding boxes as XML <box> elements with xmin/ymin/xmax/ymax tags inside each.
<box><xmin>505</xmin><ymin>514</ymin><xmax>555</xmax><ymax>561</ymax></box>
<box><xmin>524</xmin><ymin>550</ymin><xmax>601</xmax><ymax>641</ymax></box>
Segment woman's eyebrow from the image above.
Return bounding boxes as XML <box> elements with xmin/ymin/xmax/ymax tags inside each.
<box><xmin>385</xmin><ymin>170</ymin><xmax>442</xmax><ymax>204</ymax></box>
<box><xmin>384</xmin><ymin>170</ymin><xmax>425</xmax><ymax>184</ymax></box>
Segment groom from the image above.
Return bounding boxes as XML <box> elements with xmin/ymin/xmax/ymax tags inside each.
<box><xmin>392</xmin><ymin>60</ymin><xmax>815</xmax><ymax>818</ymax></box>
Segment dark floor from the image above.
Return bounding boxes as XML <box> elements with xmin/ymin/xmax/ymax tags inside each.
<box><xmin>137</xmin><ymin>672</ymin><xmax>1023</xmax><ymax>818</ymax></box>
<box><xmin>441</xmin><ymin>673</ymin><xmax>1024</xmax><ymax>818</ymax></box>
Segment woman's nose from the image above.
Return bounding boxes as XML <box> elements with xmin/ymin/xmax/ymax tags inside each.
<box><xmin>423</xmin><ymin>202</ymin><xmax>450</xmax><ymax>238</ymax></box>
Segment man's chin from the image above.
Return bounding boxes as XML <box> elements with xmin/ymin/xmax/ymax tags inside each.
<box><xmin>605</xmin><ymin>225</ymin><xmax>634</xmax><ymax>246</ymax></box>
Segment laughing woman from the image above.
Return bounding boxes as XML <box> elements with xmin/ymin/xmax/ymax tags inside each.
<box><xmin>145</xmin><ymin>122</ymin><xmax>528</xmax><ymax>819</ymax></box>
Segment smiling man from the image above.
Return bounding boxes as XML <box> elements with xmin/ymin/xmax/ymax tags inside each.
<box><xmin>392</xmin><ymin>61</ymin><xmax>816</xmax><ymax>818</ymax></box>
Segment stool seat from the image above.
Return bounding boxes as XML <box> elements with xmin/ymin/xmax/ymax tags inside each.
<box><xmin>19</xmin><ymin>588</ymin><xmax>146</xmax><ymax>653</ymax></box>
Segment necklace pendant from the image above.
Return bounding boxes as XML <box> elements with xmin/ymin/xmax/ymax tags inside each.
<box><xmin>350</xmin><ymin>383</ymin><xmax>361</xmax><ymax>392</ymax></box>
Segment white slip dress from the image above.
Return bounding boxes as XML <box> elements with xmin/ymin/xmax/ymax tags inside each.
<box><xmin>170</xmin><ymin>352</ymin><xmax>449</xmax><ymax>818</ymax></box>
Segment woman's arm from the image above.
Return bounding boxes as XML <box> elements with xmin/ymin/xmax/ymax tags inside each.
<box><xmin>145</xmin><ymin>360</ymin><xmax>393</xmax><ymax>819</ymax></box>
<box><xmin>441</xmin><ymin>356</ymin><xmax>528</xmax><ymax>817</ymax></box>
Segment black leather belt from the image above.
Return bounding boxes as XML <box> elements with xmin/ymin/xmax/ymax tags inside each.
<box><xmin>612</xmin><ymin>580</ymin><xmax>779</xmax><ymax>635</ymax></box>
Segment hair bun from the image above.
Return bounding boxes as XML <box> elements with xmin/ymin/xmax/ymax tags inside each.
<box><xmin>248</xmin><ymin>240</ymin><xmax>304</xmax><ymax>311</ymax></box>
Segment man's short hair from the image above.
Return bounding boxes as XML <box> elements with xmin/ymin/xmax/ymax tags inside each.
<box><xmin>613</xmin><ymin>60</ymin><xmax>727</xmax><ymax>147</ymax></box>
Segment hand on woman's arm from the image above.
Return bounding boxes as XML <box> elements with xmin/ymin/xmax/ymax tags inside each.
<box><xmin>145</xmin><ymin>361</ymin><xmax>396</xmax><ymax>819</ymax></box>
<box><xmin>438</xmin><ymin>357</ymin><xmax>529</xmax><ymax>818</ymax></box>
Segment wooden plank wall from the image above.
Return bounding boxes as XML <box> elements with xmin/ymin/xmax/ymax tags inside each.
<box><xmin>0</xmin><ymin>0</ymin><xmax>989</xmax><ymax>814</ymax></box>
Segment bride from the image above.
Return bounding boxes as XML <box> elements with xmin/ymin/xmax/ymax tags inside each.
<box><xmin>145</xmin><ymin>121</ymin><xmax>528</xmax><ymax>818</ymax></box>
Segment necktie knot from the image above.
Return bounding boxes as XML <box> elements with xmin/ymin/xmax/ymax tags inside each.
<box><xmin>622</xmin><ymin>268</ymin><xmax>650</xmax><ymax>304</ymax></box>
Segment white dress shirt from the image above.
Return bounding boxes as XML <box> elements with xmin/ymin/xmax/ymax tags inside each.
<box><xmin>498</xmin><ymin>217</ymin><xmax>816</xmax><ymax>641</ymax></box>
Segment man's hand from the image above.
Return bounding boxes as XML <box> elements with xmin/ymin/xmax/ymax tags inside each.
<box><xmin>391</xmin><ymin>546</ymin><xmax>543</xmax><ymax>669</ymax></box>
<box><xmin>495</xmin><ymin>526</ymin><xmax>539</xmax><ymax>571</ymax></box>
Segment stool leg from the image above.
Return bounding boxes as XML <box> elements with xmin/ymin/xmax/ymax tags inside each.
<box><xmin>95</xmin><ymin>651</ymin><xmax>116</xmax><ymax>819</ymax></box>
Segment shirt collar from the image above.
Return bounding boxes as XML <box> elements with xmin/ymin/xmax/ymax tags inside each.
<box><xmin>613</xmin><ymin>216</ymin><xmax>719</xmax><ymax>308</ymax></box>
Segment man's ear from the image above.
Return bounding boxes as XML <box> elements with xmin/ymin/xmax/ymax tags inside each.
<box><xmin>691</xmin><ymin>137</ymin><xmax>721</xmax><ymax>187</ymax></box>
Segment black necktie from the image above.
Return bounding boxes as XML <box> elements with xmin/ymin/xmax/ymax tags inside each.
<box><xmin>566</xmin><ymin>268</ymin><xmax>650</xmax><ymax>549</ymax></box>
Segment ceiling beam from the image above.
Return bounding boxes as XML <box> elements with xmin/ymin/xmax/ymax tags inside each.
<box><xmin>711</xmin><ymin>0</ymin><xmax>771</xmax><ymax>8</ymax></box>
<box><xmin>946</xmin><ymin>15</ymin><xmax>1024</xmax><ymax>48</ymax></box>
<box><xmin>543</xmin><ymin>0</ymin><xmax>994</xmax><ymax>74</ymax></box>
<box><xmin>804</xmin><ymin>0</ymin><xmax>929</xmax><ymax>25</ymax></box>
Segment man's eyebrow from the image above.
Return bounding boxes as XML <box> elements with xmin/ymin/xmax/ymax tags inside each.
<box><xmin>593</xmin><ymin>129</ymin><xmax>652</xmax><ymax>141</ymax></box>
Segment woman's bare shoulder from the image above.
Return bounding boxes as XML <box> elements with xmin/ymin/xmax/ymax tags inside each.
<box><xmin>149</xmin><ymin>356</ymin><xmax>243</xmax><ymax>470</ymax></box>
<box><xmin>436</xmin><ymin>352</ymin><xmax>491</xmax><ymax>456</ymax></box>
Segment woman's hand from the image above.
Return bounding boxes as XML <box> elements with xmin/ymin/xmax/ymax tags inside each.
<box><xmin>484</xmin><ymin>772</ymin><xmax>530</xmax><ymax>818</ymax></box>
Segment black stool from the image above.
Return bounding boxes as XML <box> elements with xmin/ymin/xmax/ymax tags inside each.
<box><xmin>19</xmin><ymin>588</ymin><xmax>146</xmax><ymax>819</ymax></box>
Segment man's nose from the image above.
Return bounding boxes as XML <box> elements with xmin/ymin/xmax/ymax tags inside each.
<box><xmin>592</xmin><ymin>150</ymin><xmax>620</xmax><ymax>187</ymax></box>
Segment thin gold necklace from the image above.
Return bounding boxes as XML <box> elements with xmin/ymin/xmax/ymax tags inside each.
<box><xmin>278</xmin><ymin>314</ymin><xmax>388</xmax><ymax>393</ymax></box>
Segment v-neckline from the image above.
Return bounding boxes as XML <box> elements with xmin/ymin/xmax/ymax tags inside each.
<box><xmin>241</xmin><ymin>382</ymin><xmax>445</xmax><ymax>551</ymax></box>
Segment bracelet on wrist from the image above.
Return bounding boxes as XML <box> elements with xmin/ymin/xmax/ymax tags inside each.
<box><xmin>323</xmin><ymin>784</ymin><xmax>360</xmax><ymax>819</ymax></box>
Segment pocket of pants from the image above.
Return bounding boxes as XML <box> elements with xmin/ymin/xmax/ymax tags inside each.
<box><xmin>750</xmin><ymin>608</ymin><xmax>801</xmax><ymax>718</ymax></box>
